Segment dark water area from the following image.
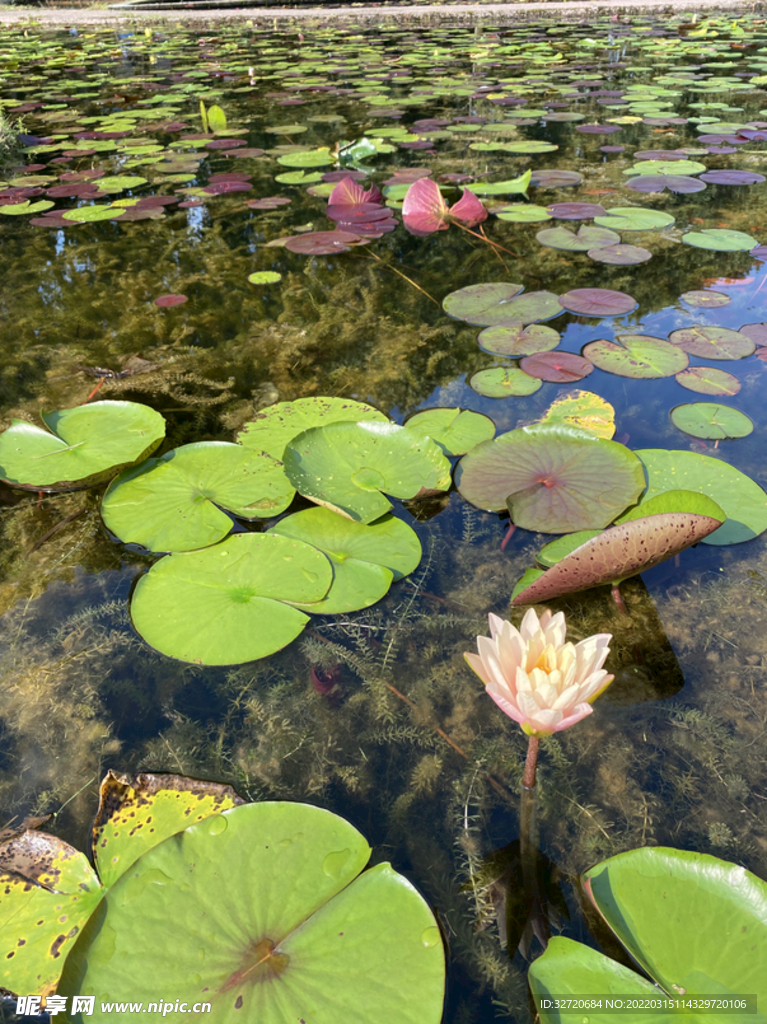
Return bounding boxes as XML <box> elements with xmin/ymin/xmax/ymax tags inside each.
<box><xmin>1</xmin><ymin>11</ymin><xmax>767</xmax><ymax>1021</ymax></box>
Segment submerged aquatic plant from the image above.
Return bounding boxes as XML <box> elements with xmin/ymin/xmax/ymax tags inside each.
<box><xmin>465</xmin><ymin>609</ymin><xmax>613</xmax><ymax>788</ymax></box>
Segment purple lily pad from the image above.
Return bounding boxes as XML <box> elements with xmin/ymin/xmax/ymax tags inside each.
<box><xmin>455</xmin><ymin>426</ymin><xmax>645</xmax><ymax>532</ymax></box>
<box><xmin>626</xmin><ymin>175</ymin><xmax>706</xmax><ymax>194</ymax></box>
<box><xmin>322</xmin><ymin>170</ymin><xmax>368</xmax><ymax>183</ymax></box>
<box><xmin>203</xmin><ymin>181</ymin><xmax>253</xmax><ymax>194</ymax></box>
<box><xmin>545</xmin><ymin>202</ymin><xmax>607</xmax><ymax>220</ymax></box>
<box><xmin>668</xmin><ymin>325</ymin><xmax>756</xmax><ymax>360</ymax></box>
<box><xmin>750</xmin><ymin>246</ymin><xmax>767</xmax><ymax>260</ymax></box>
<box><xmin>588</xmin><ymin>244</ymin><xmax>652</xmax><ymax>265</ymax></box>
<box><xmin>633</xmin><ymin>150</ymin><xmax>689</xmax><ymax>161</ymax></box>
<box><xmin>529</xmin><ymin>170</ymin><xmax>582</xmax><ymax>188</ymax></box>
<box><xmin>559</xmin><ymin>288</ymin><xmax>637</xmax><ymax>317</ymax></box>
<box><xmin>699</xmin><ymin>170</ymin><xmax>766</xmax><ymax>186</ymax></box>
<box><xmin>284</xmin><ymin>230</ymin><xmax>365</xmax><ymax>255</ymax></box>
<box><xmin>600</xmin><ymin>146</ymin><xmax>625</xmax><ymax>153</ymax></box>
<box><xmin>326</xmin><ymin>204</ymin><xmax>392</xmax><ymax>224</ymax></box>
<box><xmin>575</xmin><ymin>124</ymin><xmax>621</xmax><ymax>134</ymax></box>
<box><xmin>246</xmin><ymin>197</ymin><xmax>292</xmax><ymax>210</ymax></box>
<box><xmin>519</xmin><ymin>351</ymin><xmax>594</xmax><ymax>383</ymax></box>
<box><xmin>154</xmin><ymin>294</ymin><xmax>188</xmax><ymax>307</ymax></box>
<box><xmin>679</xmin><ymin>290</ymin><xmax>731</xmax><ymax>308</ymax></box>
<box><xmin>222</xmin><ymin>148</ymin><xmax>265</xmax><ymax>158</ymax></box>
<box><xmin>739</xmin><ymin>322</ymin><xmax>767</xmax><ymax>346</ymax></box>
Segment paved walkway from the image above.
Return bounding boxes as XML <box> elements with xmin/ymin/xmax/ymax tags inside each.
<box><xmin>0</xmin><ymin>0</ymin><xmax>763</xmax><ymax>27</ymax></box>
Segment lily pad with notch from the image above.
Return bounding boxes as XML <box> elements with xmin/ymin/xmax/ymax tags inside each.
<box><xmin>681</xmin><ymin>228</ymin><xmax>758</xmax><ymax>251</ymax></box>
<box><xmin>442</xmin><ymin>282</ymin><xmax>524</xmax><ymax>323</ymax></box>
<box><xmin>237</xmin><ymin>397</ymin><xmax>388</xmax><ymax>460</ymax></box>
<box><xmin>670</xmin><ymin>403</ymin><xmax>753</xmax><ymax>440</ymax></box>
<box><xmin>536</xmin><ymin>225</ymin><xmax>620</xmax><ymax>252</ymax></box>
<box><xmin>0</xmin><ymin>400</ymin><xmax>165</xmax><ymax>492</ymax></box>
<box><xmin>626</xmin><ymin>174</ymin><xmax>705</xmax><ymax>194</ymax></box>
<box><xmin>535</xmin><ymin>390</ymin><xmax>615</xmax><ymax>439</ymax></box>
<box><xmin>478</xmin><ymin>323</ymin><xmax>560</xmax><ymax>357</ymax></box>
<box><xmin>588</xmin><ymin>244</ymin><xmax>652</xmax><ymax>265</ymax></box>
<box><xmin>130</xmin><ymin>532</ymin><xmax>333</xmax><ymax>665</ymax></box>
<box><xmin>593</xmin><ymin>207</ymin><xmax>675</xmax><ymax>231</ymax></box>
<box><xmin>559</xmin><ymin>289</ymin><xmax>637</xmax><ymax>317</ymax></box>
<box><xmin>403</xmin><ymin>407</ymin><xmax>495</xmax><ymax>455</ymax></box>
<box><xmin>469</xmin><ymin>367</ymin><xmax>543</xmax><ymax>398</ymax></box>
<box><xmin>102</xmin><ymin>442</ymin><xmax>295</xmax><ymax>553</ymax></box>
<box><xmin>269</xmin><ymin>507</ymin><xmax>421</xmax><ymax>613</ymax></box>
<box><xmin>583</xmin><ymin>336</ymin><xmax>688</xmax><ymax>378</ymax></box>
<box><xmin>283</xmin><ymin>421</ymin><xmax>452</xmax><ymax>524</ymax></box>
<box><xmin>668</xmin><ymin>325</ymin><xmax>755</xmax><ymax>360</ymax></box>
<box><xmin>519</xmin><ymin>351</ymin><xmax>594</xmax><ymax>383</ymax></box>
<box><xmin>455</xmin><ymin>425</ymin><xmax>645</xmax><ymax>533</ymax></box>
<box><xmin>674</xmin><ymin>367</ymin><xmax>741</xmax><ymax>395</ymax></box>
<box><xmin>679</xmin><ymin>289</ymin><xmax>730</xmax><ymax>308</ymax></box>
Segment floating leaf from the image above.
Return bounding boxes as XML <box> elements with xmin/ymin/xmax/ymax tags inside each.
<box><xmin>276</xmin><ymin>147</ymin><xmax>334</xmax><ymax>168</ymax></box>
<box><xmin>59</xmin><ymin>803</ymin><xmax>445</xmax><ymax>1023</ymax></box>
<box><xmin>545</xmin><ymin>202</ymin><xmax>607</xmax><ymax>220</ymax></box>
<box><xmin>529</xmin><ymin>169</ymin><xmax>582</xmax><ymax>188</ymax></box>
<box><xmin>681</xmin><ymin>228</ymin><xmax>758</xmax><ymax>251</ymax></box>
<box><xmin>102</xmin><ymin>442</ymin><xmax>295</xmax><ymax>553</ymax></box>
<box><xmin>130</xmin><ymin>533</ymin><xmax>332</xmax><ymax>665</ymax></box>
<box><xmin>238</xmin><ymin>397</ymin><xmax>388</xmax><ymax>460</ymax></box>
<box><xmin>668</xmin><ymin>325</ymin><xmax>755</xmax><ymax>359</ymax></box>
<box><xmin>583</xmin><ymin>336</ymin><xmax>688</xmax><ymax>378</ymax></box>
<box><xmin>625</xmin><ymin>159</ymin><xmax>706</xmax><ymax>176</ymax></box>
<box><xmin>674</xmin><ymin>367</ymin><xmax>741</xmax><ymax>395</ymax></box>
<box><xmin>402</xmin><ymin>178</ymin><xmax>487</xmax><ymax>235</ymax></box>
<box><xmin>679</xmin><ymin>289</ymin><xmax>731</xmax><ymax>308</ymax></box>
<box><xmin>670</xmin><ymin>403</ymin><xmax>753</xmax><ymax>440</ymax></box>
<box><xmin>626</xmin><ymin>174</ymin><xmax>705</xmax><ymax>193</ymax></box>
<box><xmin>535</xmin><ymin>390</ymin><xmax>615</xmax><ymax>439</ymax></box>
<box><xmin>699</xmin><ymin>169</ymin><xmax>766</xmax><ymax>185</ymax></box>
<box><xmin>0</xmin><ymin>401</ymin><xmax>165</xmax><ymax>492</ymax></box>
<box><xmin>511</xmin><ymin>498</ymin><xmax>725</xmax><ymax>605</ymax></box>
<box><xmin>478</xmin><ymin>323</ymin><xmax>559</xmax><ymax>357</ymax></box>
<box><xmin>635</xmin><ymin>448</ymin><xmax>767</xmax><ymax>545</ymax></box>
<box><xmin>284</xmin><ymin>230</ymin><xmax>364</xmax><ymax>254</ymax></box>
<box><xmin>0</xmin><ymin>199</ymin><xmax>54</xmax><ymax>215</ymax></box>
<box><xmin>495</xmin><ymin>204</ymin><xmax>552</xmax><ymax>223</ymax></box>
<box><xmin>519</xmin><ymin>351</ymin><xmax>594</xmax><ymax>383</ymax></box>
<box><xmin>283</xmin><ymin>421</ymin><xmax>451</xmax><ymax>524</ymax></box>
<box><xmin>61</xmin><ymin>205</ymin><xmax>125</xmax><ymax>222</ymax></box>
<box><xmin>269</xmin><ymin>508</ymin><xmax>421</xmax><ymax>613</ymax></box>
<box><xmin>465</xmin><ymin>172</ymin><xmax>531</xmax><ymax>195</ymax></box>
<box><xmin>403</xmin><ymin>407</ymin><xmax>495</xmax><ymax>455</ymax></box>
<box><xmin>154</xmin><ymin>294</ymin><xmax>187</xmax><ymax>307</ymax></box>
<box><xmin>536</xmin><ymin>225</ymin><xmax>620</xmax><ymax>251</ymax></box>
<box><xmin>442</xmin><ymin>282</ymin><xmax>523</xmax><ymax>323</ymax></box>
<box><xmin>739</xmin><ymin>322</ymin><xmax>767</xmax><ymax>346</ymax></box>
<box><xmin>588</xmin><ymin>243</ymin><xmax>652</xmax><ymax>265</ymax></box>
<box><xmin>248</xmin><ymin>270</ymin><xmax>282</xmax><ymax>284</ymax></box>
<box><xmin>469</xmin><ymin>367</ymin><xmax>543</xmax><ymax>398</ymax></box>
<box><xmin>559</xmin><ymin>288</ymin><xmax>637</xmax><ymax>316</ymax></box>
<box><xmin>593</xmin><ymin>207</ymin><xmax>675</xmax><ymax>231</ymax></box>
<box><xmin>455</xmin><ymin>425</ymin><xmax>645</xmax><ymax>532</ymax></box>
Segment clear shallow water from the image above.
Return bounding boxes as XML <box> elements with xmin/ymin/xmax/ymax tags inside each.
<box><xmin>2</xmin><ymin>13</ymin><xmax>767</xmax><ymax>1021</ymax></box>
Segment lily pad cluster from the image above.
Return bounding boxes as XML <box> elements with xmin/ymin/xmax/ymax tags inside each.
<box><xmin>1</xmin><ymin>771</ymin><xmax>445</xmax><ymax>1023</ymax></box>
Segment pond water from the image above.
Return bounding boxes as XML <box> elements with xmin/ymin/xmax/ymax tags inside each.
<box><xmin>2</xmin><ymin>10</ymin><xmax>767</xmax><ymax>1021</ymax></box>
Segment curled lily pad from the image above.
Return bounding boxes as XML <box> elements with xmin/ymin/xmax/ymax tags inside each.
<box><xmin>283</xmin><ymin>421</ymin><xmax>451</xmax><ymax>524</ymax></box>
<box><xmin>588</xmin><ymin>243</ymin><xmax>652</xmax><ymax>265</ymax></box>
<box><xmin>464</xmin><ymin>172</ymin><xmax>532</xmax><ymax>196</ymax></box>
<box><xmin>130</xmin><ymin>533</ymin><xmax>332</xmax><ymax>665</ymax></box>
<box><xmin>536</xmin><ymin>390</ymin><xmax>615</xmax><ymax>439</ymax></box>
<box><xmin>511</xmin><ymin>492</ymin><xmax>725</xmax><ymax>605</ymax></box>
<box><xmin>455</xmin><ymin>425</ymin><xmax>645</xmax><ymax>532</ymax></box>
<box><xmin>635</xmin><ymin>448</ymin><xmax>767</xmax><ymax>545</ymax></box>
<box><xmin>519</xmin><ymin>351</ymin><xmax>594</xmax><ymax>383</ymax></box>
<box><xmin>670</xmin><ymin>403</ymin><xmax>753</xmax><ymax>440</ymax></box>
<box><xmin>478</xmin><ymin>323</ymin><xmax>560</xmax><ymax>357</ymax></box>
<box><xmin>237</xmin><ymin>397</ymin><xmax>388</xmax><ymax>460</ymax></box>
<box><xmin>269</xmin><ymin>508</ymin><xmax>421</xmax><ymax>613</ymax></box>
<box><xmin>679</xmin><ymin>289</ymin><xmax>731</xmax><ymax>308</ymax></box>
<box><xmin>681</xmin><ymin>228</ymin><xmax>758</xmax><ymax>251</ymax></box>
<box><xmin>536</xmin><ymin>225</ymin><xmax>620</xmax><ymax>251</ymax></box>
<box><xmin>675</xmin><ymin>367</ymin><xmax>741</xmax><ymax>395</ymax></box>
<box><xmin>583</xmin><ymin>336</ymin><xmax>688</xmax><ymax>378</ymax></box>
<box><xmin>403</xmin><ymin>407</ymin><xmax>495</xmax><ymax>455</ymax></box>
<box><xmin>593</xmin><ymin>207</ymin><xmax>675</xmax><ymax>231</ymax></box>
<box><xmin>668</xmin><ymin>325</ymin><xmax>755</xmax><ymax>359</ymax></box>
<box><xmin>102</xmin><ymin>442</ymin><xmax>294</xmax><ymax>553</ymax></box>
<box><xmin>0</xmin><ymin>401</ymin><xmax>165</xmax><ymax>492</ymax></box>
<box><xmin>442</xmin><ymin>282</ymin><xmax>523</xmax><ymax>323</ymax></box>
<box><xmin>559</xmin><ymin>289</ymin><xmax>637</xmax><ymax>317</ymax></box>
<box><xmin>469</xmin><ymin>367</ymin><xmax>542</xmax><ymax>398</ymax></box>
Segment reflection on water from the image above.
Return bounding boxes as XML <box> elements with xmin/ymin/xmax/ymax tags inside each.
<box><xmin>2</xmin><ymin>12</ymin><xmax>767</xmax><ymax>1020</ymax></box>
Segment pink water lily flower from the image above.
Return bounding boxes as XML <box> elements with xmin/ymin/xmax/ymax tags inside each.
<box><xmin>465</xmin><ymin>609</ymin><xmax>613</xmax><ymax>737</ymax></box>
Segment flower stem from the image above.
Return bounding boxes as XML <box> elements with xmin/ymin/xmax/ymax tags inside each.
<box><xmin>522</xmin><ymin>734</ymin><xmax>540</xmax><ymax>790</ymax></box>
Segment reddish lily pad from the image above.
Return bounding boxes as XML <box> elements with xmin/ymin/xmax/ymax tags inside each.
<box><xmin>675</xmin><ymin>367</ymin><xmax>741</xmax><ymax>396</ymax></box>
<box><xmin>519</xmin><ymin>351</ymin><xmax>594</xmax><ymax>383</ymax></box>
<box><xmin>559</xmin><ymin>289</ymin><xmax>637</xmax><ymax>317</ymax></box>
<box><xmin>402</xmin><ymin>178</ymin><xmax>486</xmax><ymax>235</ymax></box>
<box><xmin>455</xmin><ymin>425</ymin><xmax>645</xmax><ymax>532</ymax></box>
<box><xmin>478</xmin><ymin>323</ymin><xmax>560</xmax><ymax>357</ymax></box>
<box><xmin>583</xmin><ymin>336</ymin><xmax>688</xmax><ymax>377</ymax></box>
<box><xmin>739</xmin><ymin>322</ymin><xmax>767</xmax><ymax>346</ymax></box>
<box><xmin>668</xmin><ymin>325</ymin><xmax>755</xmax><ymax>360</ymax></box>
<box><xmin>536</xmin><ymin>225</ymin><xmax>620</xmax><ymax>252</ymax></box>
<box><xmin>626</xmin><ymin>175</ymin><xmax>706</xmax><ymax>193</ymax></box>
<box><xmin>154</xmin><ymin>294</ymin><xmax>187</xmax><ymax>308</ymax></box>
<box><xmin>284</xmin><ymin>230</ymin><xmax>365</xmax><ymax>255</ymax></box>
<box><xmin>588</xmin><ymin>244</ymin><xmax>652</xmax><ymax>265</ymax></box>
<box><xmin>680</xmin><ymin>290</ymin><xmax>731</xmax><ymax>308</ymax></box>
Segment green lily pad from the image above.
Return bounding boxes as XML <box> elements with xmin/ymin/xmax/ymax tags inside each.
<box><xmin>588</xmin><ymin>243</ymin><xmax>652</xmax><ymax>265</ymax></box>
<box><xmin>593</xmin><ymin>206</ymin><xmax>675</xmax><ymax>231</ymax></box>
<box><xmin>442</xmin><ymin>282</ymin><xmax>524</xmax><ymax>324</ymax></box>
<box><xmin>511</xmin><ymin>493</ymin><xmax>725</xmax><ymax>605</ymax></box>
<box><xmin>0</xmin><ymin>199</ymin><xmax>55</xmax><ymax>215</ymax></box>
<box><xmin>495</xmin><ymin>204</ymin><xmax>552</xmax><ymax>223</ymax></box>
<box><xmin>478</xmin><ymin>323</ymin><xmax>560</xmax><ymax>357</ymax></box>
<box><xmin>635</xmin><ymin>448</ymin><xmax>767</xmax><ymax>545</ymax></box>
<box><xmin>463</xmin><ymin>291</ymin><xmax>564</xmax><ymax>327</ymax></box>
<box><xmin>248</xmin><ymin>271</ymin><xmax>282</xmax><ymax>284</ymax></box>
<box><xmin>670</xmin><ymin>403</ymin><xmax>753</xmax><ymax>440</ymax></box>
<box><xmin>283</xmin><ymin>421</ymin><xmax>451</xmax><ymax>524</ymax></box>
<box><xmin>465</xmin><ymin>171</ymin><xmax>531</xmax><ymax>195</ymax></box>
<box><xmin>130</xmin><ymin>533</ymin><xmax>332</xmax><ymax>665</ymax></box>
<box><xmin>455</xmin><ymin>425</ymin><xmax>645</xmax><ymax>532</ymax></box>
<box><xmin>469</xmin><ymin>367</ymin><xmax>543</xmax><ymax>398</ymax></box>
<box><xmin>536</xmin><ymin>390</ymin><xmax>615</xmax><ymax>438</ymax></box>
<box><xmin>237</xmin><ymin>397</ymin><xmax>388</xmax><ymax>460</ymax></box>
<box><xmin>674</xmin><ymin>367</ymin><xmax>741</xmax><ymax>395</ymax></box>
<box><xmin>61</xmin><ymin>205</ymin><xmax>126</xmax><ymax>222</ymax></box>
<box><xmin>269</xmin><ymin>508</ymin><xmax>421</xmax><ymax>613</ymax></box>
<box><xmin>625</xmin><ymin>159</ymin><xmax>706</xmax><ymax>175</ymax></box>
<box><xmin>679</xmin><ymin>289</ymin><xmax>731</xmax><ymax>308</ymax></box>
<box><xmin>403</xmin><ymin>407</ymin><xmax>496</xmax><ymax>455</ymax></box>
<box><xmin>95</xmin><ymin>175</ymin><xmax>148</xmax><ymax>193</ymax></box>
<box><xmin>536</xmin><ymin>225</ymin><xmax>620</xmax><ymax>251</ymax></box>
<box><xmin>276</xmin><ymin>147</ymin><xmax>334</xmax><ymax>168</ymax></box>
<box><xmin>502</xmin><ymin>139</ymin><xmax>558</xmax><ymax>154</ymax></box>
<box><xmin>668</xmin><ymin>325</ymin><xmax>755</xmax><ymax>360</ymax></box>
<box><xmin>102</xmin><ymin>442</ymin><xmax>295</xmax><ymax>553</ymax></box>
<box><xmin>681</xmin><ymin>228</ymin><xmax>758</xmax><ymax>251</ymax></box>
<box><xmin>59</xmin><ymin>802</ymin><xmax>445</xmax><ymax>1024</ymax></box>
<box><xmin>0</xmin><ymin>401</ymin><xmax>165</xmax><ymax>491</ymax></box>
<box><xmin>583</xmin><ymin>336</ymin><xmax>689</xmax><ymax>378</ymax></box>
<box><xmin>274</xmin><ymin>170</ymin><xmax>324</xmax><ymax>185</ymax></box>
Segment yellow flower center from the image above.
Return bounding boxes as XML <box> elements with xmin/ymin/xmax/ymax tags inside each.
<box><xmin>530</xmin><ymin>643</ymin><xmax>558</xmax><ymax>674</ymax></box>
